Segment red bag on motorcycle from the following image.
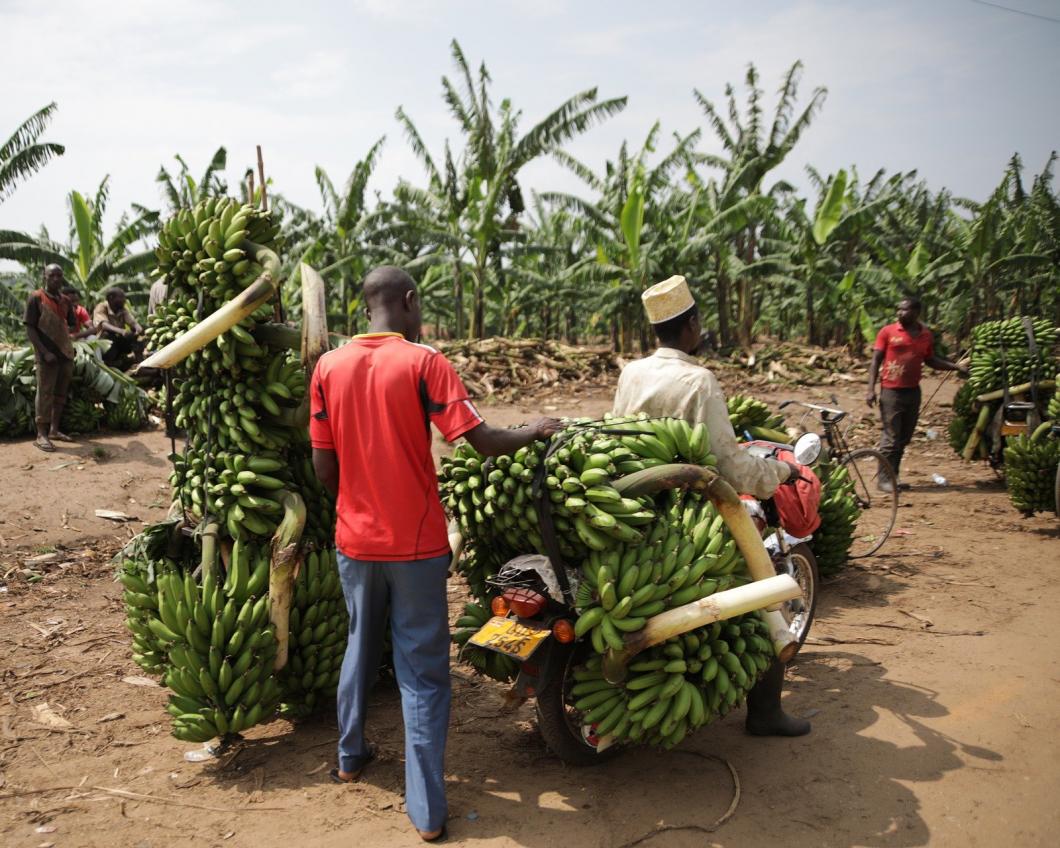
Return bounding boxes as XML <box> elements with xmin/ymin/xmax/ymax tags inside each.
<box><xmin>770</xmin><ymin>448</ymin><xmax>822</xmax><ymax>537</ymax></box>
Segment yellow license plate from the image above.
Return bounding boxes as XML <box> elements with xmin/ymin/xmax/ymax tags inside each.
<box><xmin>469</xmin><ymin>616</ymin><xmax>550</xmax><ymax>660</ymax></box>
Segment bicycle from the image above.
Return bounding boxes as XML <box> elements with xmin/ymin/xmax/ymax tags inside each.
<box><xmin>778</xmin><ymin>399</ymin><xmax>898</xmax><ymax>558</ymax></box>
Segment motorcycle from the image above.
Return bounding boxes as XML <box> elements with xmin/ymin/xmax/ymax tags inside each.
<box><xmin>459</xmin><ymin>433</ymin><xmax>824</xmax><ymax>766</ymax></box>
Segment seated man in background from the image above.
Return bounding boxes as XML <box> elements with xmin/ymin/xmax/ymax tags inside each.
<box><xmin>63</xmin><ymin>285</ymin><xmax>95</xmax><ymax>339</ymax></box>
<box><xmin>93</xmin><ymin>287</ymin><xmax>146</xmax><ymax>368</ymax></box>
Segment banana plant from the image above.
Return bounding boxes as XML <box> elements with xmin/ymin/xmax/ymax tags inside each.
<box><xmin>0</xmin><ymin>102</ymin><xmax>64</xmax><ymax>207</ymax></box>
<box><xmin>0</xmin><ymin>176</ymin><xmax>159</xmax><ymax>305</ymax></box>
<box><xmin>395</xmin><ymin>39</ymin><xmax>626</xmax><ymax>339</ymax></box>
<box><xmin>156</xmin><ymin>147</ymin><xmax>228</xmax><ymax>213</ymax></box>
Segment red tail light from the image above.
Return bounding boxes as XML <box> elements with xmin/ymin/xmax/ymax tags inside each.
<box><xmin>503</xmin><ymin>587</ymin><xmax>547</xmax><ymax>619</ymax></box>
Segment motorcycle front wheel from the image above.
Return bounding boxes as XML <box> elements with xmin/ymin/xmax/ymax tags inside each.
<box><xmin>780</xmin><ymin>542</ymin><xmax>819</xmax><ymax>646</ymax></box>
<box><xmin>535</xmin><ymin>641</ymin><xmax>623</xmax><ymax>767</ymax></box>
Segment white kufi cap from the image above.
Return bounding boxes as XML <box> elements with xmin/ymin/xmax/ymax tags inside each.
<box><xmin>641</xmin><ymin>275</ymin><xmax>695</xmax><ymax>324</ymax></box>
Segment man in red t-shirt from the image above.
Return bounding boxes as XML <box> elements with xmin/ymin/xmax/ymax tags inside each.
<box><xmin>866</xmin><ymin>296</ymin><xmax>967</xmax><ymax>490</ymax></box>
<box><xmin>310</xmin><ymin>266</ymin><xmax>559</xmax><ymax>842</ymax></box>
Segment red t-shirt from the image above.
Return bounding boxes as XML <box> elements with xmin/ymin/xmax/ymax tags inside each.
<box><xmin>309</xmin><ymin>333</ymin><xmax>483</xmax><ymax>561</ymax></box>
<box><xmin>874</xmin><ymin>322</ymin><xmax>934</xmax><ymax>389</ymax></box>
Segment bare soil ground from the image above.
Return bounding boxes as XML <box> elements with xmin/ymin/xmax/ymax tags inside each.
<box><xmin>1</xmin><ymin>375</ymin><xmax>1058</xmax><ymax>848</ymax></box>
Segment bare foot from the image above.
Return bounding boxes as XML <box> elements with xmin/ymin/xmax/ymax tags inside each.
<box><xmin>35</xmin><ymin>435</ymin><xmax>55</xmax><ymax>452</ymax></box>
<box><xmin>49</xmin><ymin>431</ymin><xmax>75</xmax><ymax>442</ymax></box>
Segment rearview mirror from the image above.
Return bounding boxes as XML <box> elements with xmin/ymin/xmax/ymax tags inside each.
<box><xmin>793</xmin><ymin>432</ymin><xmax>822</xmax><ymax>466</ymax></box>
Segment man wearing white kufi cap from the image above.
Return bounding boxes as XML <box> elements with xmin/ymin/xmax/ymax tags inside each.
<box><xmin>613</xmin><ymin>275</ymin><xmax>811</xmax><ymax>737</ymax></box>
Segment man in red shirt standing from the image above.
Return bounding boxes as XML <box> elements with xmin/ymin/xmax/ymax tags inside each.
<box><xmin>310</xmin><ymin>266</ymin><xmax>559</xmax><ymax>842</ymax></box>
<box><xmin>866</xmin><ymin>296</ymin><xmax>967</xmax><ymax>491</ymax></box>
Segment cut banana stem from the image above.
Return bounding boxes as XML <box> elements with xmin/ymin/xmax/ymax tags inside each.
<box><xmin>448</xmin><ymin>522</ymin><xmax>465</xmax><ymax>562</ymax></box>
<box><xmin>199</xmin><ymin>520</ymin><xmax>221</xmax><ymax>580</ymax></box>
<box><xmin>601</xmin><ymin>574</ymin><xmax>802</xmax><ymax>683</ymax></box>
<box><xmin>300</xmin><ymin>262</ymin><xmax>330</xmax><ymax>378</ymax></box>
<box><xmin>962</xmin><ymin>403</ymin><xmax>995</xmax><ymax>461</ymax></box>
<box><xmin>268</xmin><ymin>489</ymin><xmax>307</xmax><ymax>671</ymax></box>
<box><xmin>975</xmin><ymin>379</ymin><xmax>1054</xmax><ymax>403</ymax></box>
<box><xmin>135</xmin><ymin>243</ymin><xmax>280</xmax><ymax>372</ymax></box>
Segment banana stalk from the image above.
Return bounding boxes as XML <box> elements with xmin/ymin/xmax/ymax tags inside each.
<box><xmin>300</xmin><ymin>262</ymin><xmax>330</xmax><ymax>377</ymax></box>
<box><xmin>199</xmin><ymin>520</ymin><xmax>221</xmax><ymax>579</ymax></box>
<box><xmin>135</xmin><ymin>243</ymin><xmax>280</xmax><ymax>372</ymax></box>
<box><xmin>268</xmin><ymin>489</ymin><xmax>307</xmax><ymax>671</ymax></box>
<box><xmin>962</xmin><ymin>403</ymin><xmax>995</xmax><ymax>461</ymax></box>
<box><xmin>602</xmin><ymin>575</ymin><xmax>802</xmax><ymax>683</ymax></box>
<box><xmin>448</xmin><ymin>521</ymin><xmax>465</xmax><ymax>563</ymax></box>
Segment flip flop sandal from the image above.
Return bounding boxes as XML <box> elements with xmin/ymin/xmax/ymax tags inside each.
<box><xmin>50</xmin><ymin>432</ymin><xmax>76</xmax><ymax>442</ymax></box>
<box><xmin>329</xmin><ymin>745</ymin><xmax>377</xmax><ymax>784</ymax></box>
<box><xmin>35</xmin><ymin>439</ymin><xmax>55</xmax><ymax>452</ymax></box>
<box><xmin>419</xmin><ymin>825</ymin><xmax>448</xmax><ymax>843</ymax></box>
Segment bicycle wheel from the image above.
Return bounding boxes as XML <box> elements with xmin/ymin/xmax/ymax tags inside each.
<box><xmin>837</xmin><ymin>448</ymin><xmax>898</xmax><ymax>558</ymax></box>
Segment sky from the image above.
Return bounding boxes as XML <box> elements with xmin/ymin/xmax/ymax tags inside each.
<box><xmin>1</xmin><ymin>0</ymin><xmax>1058</xmax><ymax>246</ymax></box>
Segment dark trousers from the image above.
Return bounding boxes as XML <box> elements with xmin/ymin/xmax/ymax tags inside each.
<box><xmin>34</xmin><ymin>354</ymin><xmax>73</xmax><ymax>430</ymax></box>
<box><xmin>101</xmin><ymin>331</ymin><xmax>146</xmax><ymax>369</ymax></box>
<box><xmin>878</xmin><ymin>386</ymin><xmax>921</xmax><ymax>477</ymax></box>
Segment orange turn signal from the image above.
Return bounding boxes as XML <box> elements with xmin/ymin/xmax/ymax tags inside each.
<box><xmin>552</xmin><ymin>619</ymin><xmax>576</xmax><ymax>644</ymax></box>
<box><xmin>490</xmin><ymin>596</ymin><xmax>510</xmax><ymax>616</ymax></box>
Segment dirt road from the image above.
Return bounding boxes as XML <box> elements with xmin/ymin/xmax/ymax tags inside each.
<box><xmin>1</xmin><ymin>377</ymin><xmax>1058</xmax><ymax>848</ymax></box>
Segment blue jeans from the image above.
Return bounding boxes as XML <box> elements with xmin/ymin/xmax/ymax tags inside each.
<box><xmin>336</xmin><ymin>553</ymin><xmax>451</xmax><ymax>833</ymax></box>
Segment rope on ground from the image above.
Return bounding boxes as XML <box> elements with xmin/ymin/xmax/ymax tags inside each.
<box><xmin>616</xmin><ymin>750</ymin><xmax>741</xmax><ymax>848</ymax></box>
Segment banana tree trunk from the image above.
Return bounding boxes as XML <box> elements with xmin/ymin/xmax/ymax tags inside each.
<box><xmin>300</xmin><ymin>262</ymin><xmax>330</xmax><ymax>378</ymax></box>
<box><xmin>269</xmin><ymin>490</ymin><xmax>307</xmax><ymax>671</ymax></box>
<box><xmin>135</xmin><ymin>243</ymin><xmax>280</xmax><ymax>372</ymax></box>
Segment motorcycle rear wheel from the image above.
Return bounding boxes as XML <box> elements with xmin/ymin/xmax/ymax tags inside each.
<box><xmin>536</xmin><ymin>641</ymin><xmax>623</xmax><ymax>767</ymax></box>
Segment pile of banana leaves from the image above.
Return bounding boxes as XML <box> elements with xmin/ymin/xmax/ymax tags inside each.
<box><xmin>0</xmin><ymin>340</ymin><xmax>150</xmax><ymax>436</ymax></box>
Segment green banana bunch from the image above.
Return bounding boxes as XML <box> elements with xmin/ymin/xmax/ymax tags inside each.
<box><xmin>120</xmin><ymin>197</ymin><xmax>346</xmax><ymax>743</ymax></box>
<box><xmin>452</xmin><ymin>600</ymin><xmax>519</xmax><ymax>682</ymax></box>
<box><xmin>726</xmin><ymin>394</ymin><xmax>786</xmax><ymax>437</ymax></box>
<box><xmin>1003</xmin><ymin>428</ymin><xmax>1060</xmax><ymax>514</ymax></box>
<box><xmin>60</xmin><ymin>394</ymin><xmax>103</xmax><ymax>434</ymax></box>
<box><xmin>809</xmin><ymin>462</ymin><xmax>860</xmax><ymax>576</ymax></box>
<box><xmin>567</xmin><ymin>612</ymin><xmax>774</xmax><ymax>749</ymax></box>
<box><xmin>967</xmin><ymin>316</ymin><xmax>1057</xmax><ymax>396</ymax></box>
<box><xmin>440</xmin><ymin>414</ymin><xmax>716</xmax><ymax>576</ymax></box>
<box><xmin>442</xmin><ymin>416</ymin><xmax>787</xmax><ymax>746</ymax></box>
<box><xmin>278</xmin><ymin>547</ymin><xmax>349</xmax><ymax>716</ymax></box>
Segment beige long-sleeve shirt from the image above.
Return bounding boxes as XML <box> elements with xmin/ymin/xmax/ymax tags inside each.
<box><xmin>612</xmin><ymin>347</ymin><xmax>789</xmax><ymax>499</ymax></box>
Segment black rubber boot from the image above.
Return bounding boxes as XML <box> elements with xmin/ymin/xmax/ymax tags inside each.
<box><xmin>745</xmin><ymin>660</ymin><xmax>811</xmax><ymax>737</ymax></box>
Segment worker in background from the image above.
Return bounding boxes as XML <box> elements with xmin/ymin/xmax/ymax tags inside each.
<box><xmin>147</xmin><ymin>277</ymin><xmax>168</xmax><ymax>318</ymax></box>
<box><xmin>613</xmin><ymin>275</ymin><xmax>811</xmax><ymax>737</ymax></box>
<box><xmin>24</xmin><ymin>265</ymin><xmax>76</xmax><ymax>452</ymax></box>
<box><xmin>310</xmin><ymin>266</ymin><xmax>560</xmax><ymax>842</ymax></box>
<box><xmin>62</xmin><ymin>285</ymin><xmax>95</xmax><ymax>339</ymax></box>
<box><xmin>866</xmin><ymin>296</ymin><xmax>967</xmax><ymax>491</ymax></box>
<box><xmin>93</xmin><ymin>287</ymin><xmax>145</xmax><ymax>369</ymax></box>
